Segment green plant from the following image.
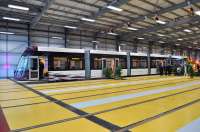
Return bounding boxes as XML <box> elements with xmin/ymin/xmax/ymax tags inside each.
<box><xmin>114</xmin><ymin>65</ymin><xmax>122</xmax><ymax>80</ymax></box>
<box><xmin>103</xmin><ymin>68</ymin><xmax>113</xmax><ymax>79</ymax></box>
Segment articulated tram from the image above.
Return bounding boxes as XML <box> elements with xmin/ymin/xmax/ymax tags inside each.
<box><xmin>14</xmin><ymin>46</ymin><xmax>186</xmax><ymax>81</ymax></box>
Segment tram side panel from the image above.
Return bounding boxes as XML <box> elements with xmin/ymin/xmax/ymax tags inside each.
<box><xmin>130</xmin><ymin>56</ymin><xmax>149</xmax><ymax>76</ymax></box>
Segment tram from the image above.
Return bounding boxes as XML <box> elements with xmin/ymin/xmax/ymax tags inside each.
<box><xmin>14</xmin><ymin>46</ymin><xmax>186</xmax><ymax>81</ymax></box>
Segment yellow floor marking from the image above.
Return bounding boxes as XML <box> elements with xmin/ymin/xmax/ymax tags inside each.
<box><xmin>93</xmin><ymin>88</ymin><xmax>200</xmax><ymax>127</ymax></box>
<box><xmin>132</xmin><ymin>101</ymin><xmax>200</xmax><ymax>132</ymax></box>
<box><xmin>3</xmin><ymin>103</ymin><xmax>77</xmax><ymax>130</ymax></box>
<box><xmin>83</xmin><ymin>84</ymin><xmax>200</xmax><ymax>113</ymax></box>
<box><xmin>0</xmin><ymin>91</ymin><xmax>38</xmax><ymax>101</ymax></box>
<box><xmin>48</xmin><ymin>77</ymin><xmax>188</xmax><ymax>97</ymax></box>
<box><xmin>0</xmin><ymin>96</ymin><xmax>47</xmax><ymax>108</ymax></box>
<box><xmin>32</xmin><ymin>76</ymin><xmax>165</xmax><ymax>90</ymax></box>
<box><xmin>26</xmin><ymin>118</ymin><xmax>108</xmax><ymax>132</ymax></box>
<box><xmin>0</xmin><ymin>85</ymin><xmax>25</xmax><ymax>90</ymax></box>
<box><xmin>59</xmin><ymin>78</ymin><xmax>193</xmax><ymax>104</ymax></box>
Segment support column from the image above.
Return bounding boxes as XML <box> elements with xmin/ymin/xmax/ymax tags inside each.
<box><xmin>195</xmin><ymin>50</ymin><xmax>198</xmax><ymax>60</ymax></box>
<box><xmin>47</xmin><ymin>26</ymin><xmax>50</xmax><ymax>47</ymax></box>
<box><xmin>187</xmin><ymin>49</ymin><xmax>191</xmax><ymax>59</ymax></box>
<box><xmin>80</xmin><ymin>30</ymin><xmax>82</xmax><ymax>49</ymax></box>
<box><xmin>133</xmin><ymin>38</ymin><xmax>138</xmax><ymax>53</ymax></box>
<box><xmin>127</xmin><ymin>52</ymin><xmax>131</xmax><ymax>76</ymax></box>
<box><xmin>28</xmin><ymin>24</ymin><xmax>31</xmax><ymax>47</ymax></box>
<box><xmin>161</xmin><ymin>45</ymin><xmax>165</xmax><ymax>55</ymax></box>
<box><xmin>64</xmin><ymin>29</ymin><xmax>68</xmax><ymax>48</ymax></box>
<box><xmin>92</xmin><ymin>32</ymin><xmax>98</xmax><ymax>50</ymax></box>
<box><xmin>84</xmin><ymin>50</ymin><xmax>91</xmax><ymax>79</ymax></box>
<box><xmin>147</xmin><ymin>42</ymin><xmax>152</xmax><ymax>75</ymax></box>
<box><xmin>116</xmin><ymin>36</ymin><xmax>120</xmax><ymax>51</ymax></box>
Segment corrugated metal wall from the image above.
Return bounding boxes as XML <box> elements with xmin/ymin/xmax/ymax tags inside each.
<box><xmin>0</xmin><ymin>21</ymin><xmax>199</xmax><ymax>78</ymax></box>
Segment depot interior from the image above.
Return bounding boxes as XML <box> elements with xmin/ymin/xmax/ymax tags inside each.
<box><xmin>1</xmin><ymin>0</ymin><xmax>200</xmax><ymax>132</ymax></box>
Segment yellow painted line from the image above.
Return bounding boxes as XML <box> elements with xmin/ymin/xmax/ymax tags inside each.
<box><xmin>25</xmin><ymin>118</ymin><xmax>108</xmax><ymax>132</ymax></box>
<box><xmin>82</xmin><ymin>83</ymin><xmax>200</xmax><ymax>113</ymax></box>
<box><xmin>32</xmin><ymin>75</ymin><xmax>166</xmax><ymax>90</ymax></box>
<box><xmin>3</xmin><ymin>103</ymin><xmax>77</xmax><ymax>130</ymax></box>
<box><xmin>42</xmin><ymin>77</ymin><xmax>186</xmax><ymax>96</ymax></box>
<box><xmin>58</xmin><ymin>78</ymin><xmax>193</xmax><ymax>104</ymax></box>
<box><xmin>93</xmin><ymin>87</ymin><xmax>200</xmax><ymax>127</ymax></box>
<box><xmin>132</xmin><ymin>99</ymin><xmax>200</xmax><ymax>132</ymax></box>
<box><xmin>1</xmin><ymin>78</ymin><xmax>190</xmax><ymax>109</ymax></box>
<box><xmin>0</xmin><ymin>96</ymin><xmax>47</xmax><ymax>108</ymax></box>
<box><xmin>0</xmin><ymin>91</ymin><xmax>38</xmax><ymax>101</ymax></box>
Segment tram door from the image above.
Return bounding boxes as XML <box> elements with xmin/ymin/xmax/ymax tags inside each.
<box><xmin>29</xmin><ymin>56</ymin><xmax>39</xmax><ymax>80</ymax></box>
<box><xmin>102</xmin><ymin>58</ymin><xmax>120</xmax><ymax>71</ymax></box>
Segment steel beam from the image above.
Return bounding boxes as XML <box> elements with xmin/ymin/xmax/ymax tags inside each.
<box><xmin>123</xmin><ymin>15</ymin><xmax>200</xmax><ymax>39</ymax></box>
<box><xmin>31</xmin><ymin>0</ymin><xmax>55</xmax><ymax>27</ymax></box>
<box><xmin>118</xmin><ymin>0</ymin><xmax>200</xmax><ymax>35</ymax></box>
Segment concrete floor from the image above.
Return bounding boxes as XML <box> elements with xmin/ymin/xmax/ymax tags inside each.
<box><xmin>0</xmin><ymin>76</ymin><xmax>200</xmax><ymax>132</ymax></box>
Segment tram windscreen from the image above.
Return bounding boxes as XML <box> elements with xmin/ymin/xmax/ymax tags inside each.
<box><xmin>14</xmin><ymin>56</ymin><xmax>29</xmax><ymax>80</ymax></box>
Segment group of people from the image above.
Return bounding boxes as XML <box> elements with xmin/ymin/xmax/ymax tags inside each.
<box><xmin>158</xmin><ymin>60</ymin><xmax>200</xmax><ymax>77</ymax></box>
<box><xmin>159</xmin><ymin>63</ymin><xmax>173</xmax><ymax>76</ymax></box>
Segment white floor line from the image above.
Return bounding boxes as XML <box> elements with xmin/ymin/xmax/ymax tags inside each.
<box><xmin>38</xmin><ymin>77</ymin><xmax>184</xmax><ymax>94</ymax></box>
<box><xmin>70</xmin><ymin>81</ymin><xmax>200</xmax><ymax>109</ymax></box>
<box><xmin>178</xmin><ymin>118</ymin><xmax>200</xmax><ymax>132</ymax></box>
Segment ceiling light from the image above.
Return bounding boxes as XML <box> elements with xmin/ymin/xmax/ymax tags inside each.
<box><xmin>159</xmin><ymin>41</ymin><xmax>165</xmax><ymax>43</ymax></box>
<box><xmin>184</xmin><ymin>29</ymin><xmax>192</xmax><ymax>33</ymax></box>
<box><xmin>138</xmin><ymin>37</ymin><xmax>144</xmax><ymax>40</ymax></box>
<box><xmin>2</xmin><ymin>17</ymin><xmax>20</xmax><ymax>21</ymax></box>
<box><xmin>64</xmin><ymin>25</ymin><xmax>77</xmax><ymax>29</ymax></box>
<box><xmin>81</xmin><ymin>18</ymin><xmax>95</xmax><ymax>22</ymax></box>
<box><xmin>120</xmin><ymin>43</ymin><xmax>126</xmax><ymax>46</ymax></box>
<box><xmin>92</xmin><ymin>40</ymin><xmax>99</xmax><ymax>43</ymax></box>
<box><xmin>176</xmin><ymin>44</ymin><xmax>180</xmax><ymax>46</ymax></box>
<box><xmin>156</xmin><ymin>20</ymin><xmax>166</xmax><ymax>25</ymax></box>
<box><xmin>177</xmin><ymin>38</ymin><xmax>183</xmax><ymax>41</ymax></box>
<box><xmin>0</xmin><ymin>31</ymin><xmax>15</xmax><ymax>35</ymax></box>
<box><xmin>107</xmin><ymin>5</ymin><xmax>123</xmax><ymax>12</ymax></box>
<box><xmin>8</xmin><ymin>4</ymin><xmax>29</xmax><ymax>11</ymax></box>
<box><xmin>51</xmin><ymin>36</ymin><xmax>63</xmax><ymax>39</ymax></box>
<box><xmin>195</xmin><ymin>10</ymin><xmax>200</xmax><ymax>16</ymax></box>
<box><xmin>157</xmin><ymin>34</ymin><xmax>165</xmax><ymax>37</ymax></box>
<box><xmin>107</xmin><ymin>32</ymin><xmax>118</xmax><ymax>36</ymax></box>
<box><xmin>127</xmin><ymin>27</ymin><xmax>138</xmax><ymax>31</ymax></box>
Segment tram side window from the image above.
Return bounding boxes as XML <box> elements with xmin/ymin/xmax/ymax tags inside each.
<box><xmin>69</xmin><ymin>57</ymin><xmax>83</xmax><ymax>70</ymax></box>
<box><xmin>120</xmin><ymin>58</ymin><xmax>127</xmax><ymax>69</ymax></box>
<box><xmin>53</xmin><ymin>57</ymin><xmax>68</xmax><ymax>70</ymax></box>
<box><xmin>93</xmin><ymin>58</ymin><xmax>102</xmax><ymax>70</ymax></box>
<box><xmin>140</xmin><ymin>58</ymin><xmax>147</xmax><ymax>68</ymax></box>
<box><xmin>131</xmin><ymin>57</ymin><xmax>147</xmax><ymax>68</ymax></box>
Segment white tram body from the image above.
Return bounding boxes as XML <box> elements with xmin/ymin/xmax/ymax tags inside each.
<box><xmin>14</xmin><ymin>46</ymin><xmax>186</xmax><ymax>81</ymax></box>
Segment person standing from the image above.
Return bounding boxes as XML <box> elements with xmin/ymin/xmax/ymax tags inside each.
<box><xmin>39</xmin><ymin>59</ymin><xmax>44</xmax><ymax>79</ymax></box>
